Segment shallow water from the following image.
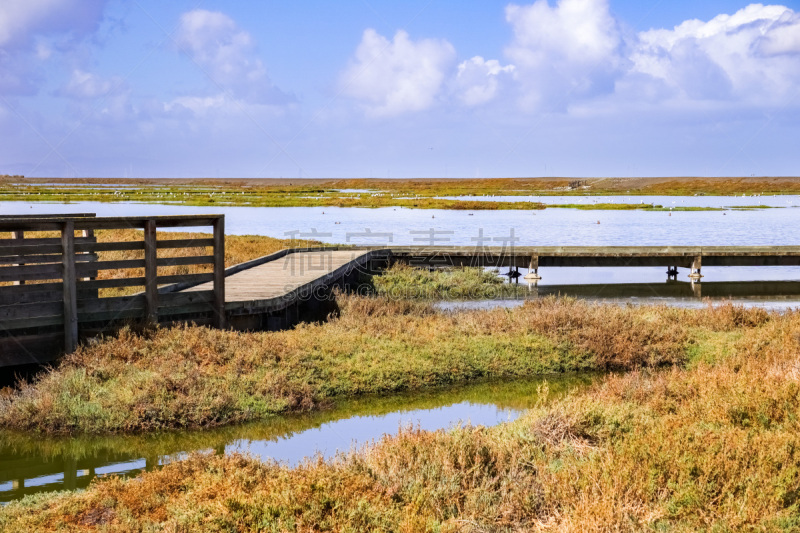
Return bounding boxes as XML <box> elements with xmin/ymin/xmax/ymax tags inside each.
<box><xmin>2</xmin><ymin>199</ymin><xmax>799</xmax><ymax>249</ymax></box>
<box><xmin>3</xmin><ymin>199</ymin><xmax>799</xmax><ymax>286</ymax></box>
<box><xmin>434</xmin><ymin>194</ymin><xmax>800</xmax><ymax>208</ymax></box>
<box><xmin>0</xmin><ymin>375</ymin><xmax>591</xmax><ymax>503</ymax></box>
<box><xmin>435</xmin><ymin>280</ymin><xmax>800</xmax><ymax>312</ymax></box>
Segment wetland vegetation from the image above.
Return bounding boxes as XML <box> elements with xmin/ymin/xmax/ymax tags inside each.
<box><xmin>1</xmin><ymin>301</ymin><xmax>798</xmax><ymax>530</ymax></box>
<box><xmin>2</xmin><ymin>175</ymin><xmax>797</xmax><ymax>210</ymax></box>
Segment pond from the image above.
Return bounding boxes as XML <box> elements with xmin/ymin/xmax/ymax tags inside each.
<box><xmin>0</xmin><ymin>375</ymin><xmax>591</xmax><ymax>503</ymax></box>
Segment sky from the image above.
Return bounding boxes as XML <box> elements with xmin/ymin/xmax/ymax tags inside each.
<box><xmin>0</xmin><ymin>0</ymin><xmax>799</xmax><ymax>179</ymax></box>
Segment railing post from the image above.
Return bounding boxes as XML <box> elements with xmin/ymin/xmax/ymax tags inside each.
<box><xmin>11</xmin><ymin>230</ymin><xmax>24</xmax><ymax>285</ymax></box>
<box><xmin>213</xmin><ymin>216</ymin><xmax>226</xmax><ymax>329</ymax></box>
<box><xmin>62</xmin><ymin>220</ymin><xmax>78</xmax><ymax>353</ymax></box>
<box><xmin>144</xmin><ymin>219</ymin><xmax>158</xmax><ymax>324</ymax></box>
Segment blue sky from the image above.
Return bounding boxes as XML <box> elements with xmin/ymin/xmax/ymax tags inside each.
<box><xmin>1</xmin><ymin>0</ymin><xmax>799</xmax><ymax>179</ymax></box>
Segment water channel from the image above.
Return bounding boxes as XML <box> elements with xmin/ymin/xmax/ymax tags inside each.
<box><xmin>0</xmin><ymin>375</ymin><xmax>591</xmax><ymax>503</ymax></box>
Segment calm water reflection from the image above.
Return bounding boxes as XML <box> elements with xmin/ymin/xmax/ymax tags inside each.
<box><xmin>0</xmin><ymin>375</ymin><xmax>591</xmax><ymax>503</ymax></box>
<box><xmin>437</xmin><ymin>280</ymin><xmax>800</xmax><ymax>312</ymax></box>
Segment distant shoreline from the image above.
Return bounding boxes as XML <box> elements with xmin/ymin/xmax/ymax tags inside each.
<box><xmin>2</xmin><ymin>175</ymin><xmax>799</xmax><ymax>210</ymax></box>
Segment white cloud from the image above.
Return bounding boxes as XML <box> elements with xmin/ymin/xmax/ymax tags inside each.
<box><xmin>340</xmin><ymin>29</ymin><xmax>456</xmax><ymax>117</ymax></box>
<box><xmin>0</xmin><ymin>0</ymin><xmax>106</xmax><ymax>49</ymax></box>
<box><xmin>453</xmin><ymin>56</ymin><xmax>516</xmax><ymax>106</ymax></box>
<box><xmin>164</xmin><ymin>95</ymin><xmax>227</xmax><ymax>117</ymax></box>
<box><xmin>630</xmin><ymin>4</ymin><xmax>800</xmax><ymax>105</ymax></box>
<box><xmin>0</xmin><ymin>0</ymin><xmax>107</xmax><ymax>96</ymax></box>
<box><xmin>58</xmin><ymin>69</ymin><xmax>125</xmax><ymax>99</ymax></box>
<box><xmin>504</xmin><ymin>0</ymin><xmax>626</xmax><ymax>110</ymax></box>
<box><xmin>174</xmin><ymin>9</ymin><xmax>292</xmax><ymax>105</ymax></box>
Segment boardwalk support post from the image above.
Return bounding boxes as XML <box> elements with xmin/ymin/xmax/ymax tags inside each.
<box><xmin>213</xmin><ymin>216</ymin><xmax>226</xmax><ymax>329</ymax></box>
<box><xmin>689</xmin><ymin>255</ymin><xmax>703</xmax><ymax>281</ymax></box>
<box><xmin>144</xmin><ymin>219</ymin><xmax>158</xmax><ymax>324</ymax></box>
<box><xmin>525</xmin><ymin>255</ymin><xmax>542</xmax><ymax>280</ymax></box>
<box><xmin>62</xmin><ymin>220</ymin><xmax>78</xmax><ymax>353</ymax></box>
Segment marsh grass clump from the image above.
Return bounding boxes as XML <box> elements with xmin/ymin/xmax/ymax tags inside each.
<box><xmin>372</xmin><ymin>262</ymin><xmax>527</xmax><ymax>300</ymax></box>
<box><xmin>3</xmin><ymin>309</ymin><xmax>800</xmax><ymax>530</ymax></box>
<box><xmin>0</xmin><ymin>296</ymin><xmax>710</xmax><ymax>434</ymax></box>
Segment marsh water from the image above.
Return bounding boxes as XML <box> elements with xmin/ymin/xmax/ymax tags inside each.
<box><xmin>0</xmin><ymin>375</ymin><xmax>591</xmax><ymax>503</ymax></box>
<box><xmin>3</xmin><ymin>198</ymin><xmax>800</xmax><ymax>297</ymax></box>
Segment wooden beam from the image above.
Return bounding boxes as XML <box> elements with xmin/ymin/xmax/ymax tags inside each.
<box><xmin>213</xmin><ymin>216</ymin><xmax>226</xmax><ymax>329</ymax></box>
<box><xmin>144</xmin><ymin>219</ymin><xmax>158</xmax><ymax>324</ymax></box>
<box><xmin>61</xmin><ymin>220</ymin><xmax>78</xmax><ymax>353</ymax></box>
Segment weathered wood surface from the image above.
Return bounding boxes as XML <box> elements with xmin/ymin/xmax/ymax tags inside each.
<box><xmin>184</xmin><ymin>249</ymin><xmax>380</xmax><ymax>313</ymax></box>
<box><xmin>379</xmin><ymin>246</ymin><xmax>800</xmax><ymax>268</ymax></box>
<box><xmin>0</xmin><ymin>214</ymin><xmax>225</xmax><ymax>367</ymax></box>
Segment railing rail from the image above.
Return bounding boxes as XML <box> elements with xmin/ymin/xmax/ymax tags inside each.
<box><xmin>0</xmin><ymin>214</ymin><xmax>225</xmax><ymax>366</ymax></box>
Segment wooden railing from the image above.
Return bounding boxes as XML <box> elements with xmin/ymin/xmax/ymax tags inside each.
<box><xmin>0</xmin><ymin>215</ymin><xmax>225</xmax><ymax>366</ymax></box>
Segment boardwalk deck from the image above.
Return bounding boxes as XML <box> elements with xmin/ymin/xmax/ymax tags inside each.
<box><xmin>184</xmin><ymin>249</ymin><xmax>380</xmax><ymax>314</ymax></box>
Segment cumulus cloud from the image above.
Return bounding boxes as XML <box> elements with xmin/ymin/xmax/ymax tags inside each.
<box><xmin>0</xmin><ymin>0</ymin><xmax>106</xmax><ymax>49</ymax></box>
<box><xmin>174</xmin><ymin>9</ymin><xmax>292</xmax><ymax>105</ymax></box>
<box><xmin>504</xmin><ymin>0</ymin><xmax>627</xmax><ymax>110</ymax></box>
<box><xmin>340</xmin><ymin>29</ymin><xmax>456</xmax><ymax>117</ymax></box>
<box><xmin>0</xmin><ymin>0</ymin><xmax>107</xmax><ymax>96</ymax></box>
<box><xmin>58</xmin><ymin>69</ymin><xmax>125</xmax><ymax>100</ymax></box>
<box><xmin>453</xmin><ymin>56</ymin><xmax>516</xmax><ymax>106</ymax></box>
<box><xmin>630</xmin><ymin>4</ymin><xmax>800</xmax><ymax>105</ymax></box>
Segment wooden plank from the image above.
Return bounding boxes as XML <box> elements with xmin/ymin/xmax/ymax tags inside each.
<box><xmin>0</xmin><ymin>243</ymin><xmax>64</xmax><ymax>255</ymax></box>
<box><xmin>0</xmin><ymin>263</ymin><xmax>62</xmax><ymax>282</ymax></box>
<box><xmin>75</xmin><ymin>239</ymin><xmax>213</xmax><ymax>254</ymax></box>
<box><xmin>157</xmin><ymin>255</ymin><xmax>214</xmax><ymax>267</ymax></box>
<box><xmin>75</xmin><ymin>273</ymin><xmax>213</xmax><ymax>291</ymax></box>
<box><xmin>156</xmin><ymin>238</ymin><xmax>214</xmax><ymax>249</ymax></box>
<box><xmin>0</xmin><ymin>213</ymin><xmax>95</xmax><ymax>220</ymax></box>
<box><xmin>77</xmin><ymin>278</ymin><xmax>147</xmax><ymax>290</ymax></box>
<box><xmin>213</xmin><ymin>216</ymin><xmax>225</xmax><ymax>328</ymax></box>
<box><xmin>0</xmin><ymin>300</ymin><xmax>62</xmax><ymax>320</ymax></box>
<box><xmin>0</xmin><ymin>221</ymin><xmax>63</xmax><ymax>232</ymax></box>
<box><xmin>76</xmin><ymin>259</ymin><xmax>144</xmax><ymax>275</ymax></box>
<box><xmin>0</xmin><ymin>290</ymin><xmax>66</xmax><ymax>307</ymax></box>
<box><xmin>144</xmin><ymin>219</ymin><xmax>158</xmax><ymax>324</ymax></box>
<box><xmin>157</xmin><ymin>273</ymin><xmax>214</xmax><ymax>285</ymax></box>
<box><xmin>76</xmin><ymin>241</ymin><xmax>144</xmax><ymax>253</ymax></box>
<box><xmin>0</xmin><ymin>253</ymin><xmax>97</xmax><ymax>266</ymax></box>
<box><xmin>0</xmin><ymin>282</ymin><xmax>63</xmax><ymax>297</ymax></box>
<box><xmin>0</xmin><ymin>237</ymin><xmax>95</xmax><ymax>247</ymax></box>
<box><xmin>0</xmin><ymin>314</ymin><xmax>64</xmax><ymax>330</ymax></box>
<box><xmin>77</xmin><ymin>294</ymin><xmax>145</xmax><ymax>314</ymax></box>
<box><xmin>78</xmin><ymin>307</ymin><xmax>145</xmax><ymax>324</ymax></box>
<box><xmin>71</xmin><ymin>217</ymin><xmax>221</xmax><ymax>231</ymax></box>
<box><xmin>62</xmin><ymin>221</ymin><xmax>77</xmax><ymax>353</ymax></box>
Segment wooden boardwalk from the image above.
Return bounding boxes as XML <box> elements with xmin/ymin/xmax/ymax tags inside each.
<box><xmin>184</xmin><ymin>249</ymin><xmax>382</xmax><ymax>314</ymax></box>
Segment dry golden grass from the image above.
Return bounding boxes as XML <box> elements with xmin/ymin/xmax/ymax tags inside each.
<box><xmin>0</xmin><ymin>297</ymin><xmax>706</xmax><ymax>434</ymax></box>
<box><xmin>1</xmin><ymin>304</ymin><xmax>797</xmax><ymax>531</ymax></box>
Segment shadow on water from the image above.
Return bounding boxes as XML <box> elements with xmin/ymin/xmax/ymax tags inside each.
<box><xmin>437</xmin><ymin>280</ymin><xmax>800</xmax><ymax>312</ymax></box>
<box><xmin>0</xmin><ymin>374</ymin><xmax>594</xmax><ymax>503</ymax></box>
